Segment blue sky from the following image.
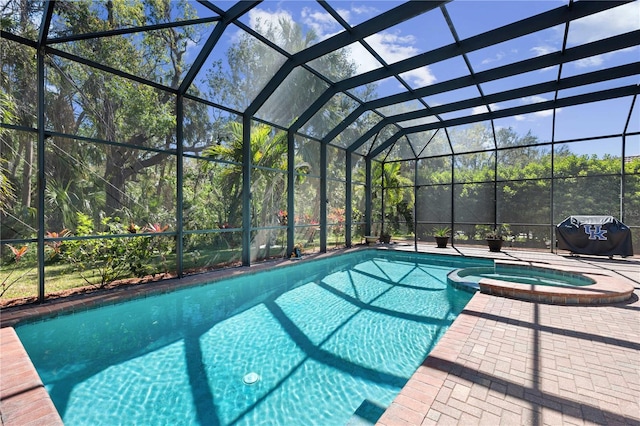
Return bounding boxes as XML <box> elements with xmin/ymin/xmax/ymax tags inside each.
<box><xmin>190</xmin><ymin>1</ymin><xmax>639</xmax><ymax>157</ymax></box>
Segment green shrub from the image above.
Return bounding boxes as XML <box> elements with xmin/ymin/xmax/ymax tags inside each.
<box><xmin>62</xmin><ymin>213</ymin><xmax>174</xmax><ymax>288</ymax></box>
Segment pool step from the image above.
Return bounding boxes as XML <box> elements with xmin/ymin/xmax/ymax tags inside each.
<box><xmin>346</xmin><ymin>399</ymin><xmax>387</xmax><ymax>425</ymax></box>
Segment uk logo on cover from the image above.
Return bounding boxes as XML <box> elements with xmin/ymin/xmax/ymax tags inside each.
<box><xmin>584</xmin><ymin>225</ymin><xmax>607</xmax><ymax>240</ymax></box>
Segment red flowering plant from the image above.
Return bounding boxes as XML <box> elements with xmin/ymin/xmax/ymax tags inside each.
<box><xmin>144</xmin><ymin>223</ymin><xmax>170</xmax><ymax>233</ymax></box>
<box><xmin>327</xmin><ymin>207</ymin><xmax>346</xmax><ymax>237</ymax></box>
<box><xmin>45</xmin><ymin>229</ymin><xmax>70</xmax><ymax>261</ymax></box>
<box><xmin>1</xmin><ymin>244</ymin><xmax>30</xmax><ymax>297</ymax></box>
<box><xmin>277</xmin><ymin>210</ymin><xmax>288</xmax><ymax>226</ymax></box>
<box><xmin>7</xmin><ymin>244</ymin><xmax>27</xmax><ymax>261</ymax></box>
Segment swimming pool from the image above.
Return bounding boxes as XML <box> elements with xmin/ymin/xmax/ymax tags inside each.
<box><xmin>16</xmin><ymin>250</ymin><xmax>485</xmax><ymax>425</ymax></box>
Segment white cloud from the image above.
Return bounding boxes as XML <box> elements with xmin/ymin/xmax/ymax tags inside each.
<box><xmin>345</xmin><ymin>42</ymin><xmax>382</xmax><ymax>75</ymax></box>
<box><xmin>244</xmin><ymin>8</ymin><xmax>296</xmax><ymax>48</ymax></box>
<box><xmin>472</xmin><ymin>103</ymin><xmax>500</xmax><ymax>115</ymax></box>
<box><xmin>352</xmin><ymin>5</ymin><xmax>378</xmax><ymax>17</ymax></box>
<box><xmin>248</xmin><ymin>7</ymin><xmax>345</xmax><ymax>45</ymax></box>
<box><xmin>481</xmin><ymin>51</ymin><xmax>506</xmax><ymax>65</ymax></box>
<box><xmin>240</xmin><ymin>5</ymin><xmax>436</xmax><ymax>88</ymax></box>
<box><xmin>566</xmin><ymin>2</ymin><xmax>639</xmax><ymax>69</ymax></box>
<box><xmin>336</xmin><ymin>8</ymin><xmax>351</xmax><ymax>23</ymax></box>
<box><xmin>514</xmin><ymin>110</ymin><xmax>554</xmax><ymax>121</ymax></box>
<box><xmin>574</xmin><ymin>55</ymin><xmax>605</xmax><ymax>69</ymax></box>
<box><xmin>248</xmin><ymin>8</ymin><xmax>293</xmax><ymax>32</ymax></box>
<box><xmin>365</xmin><ymin>32</ymin><xmax>436</xmax><ymax>87</ymax></box>
<box><xmin>522</xmin><ymin>95</ymin><xmax>548</xmax><ymax>104</ymax></box>
<box><xmin>301</xmin><ymin>7</ymin><xmax>342</xmax><ymax>40</ymax></box>
<box><xmin>531</xmin><ymin>45</ymin><xmax>555</xmax><ymax>57</ymax></box>
<box><xmin>366</xmin><ymin>33</ymin><xmax>417</xmax><ymax>62</ymax></box>
<box><xmin>568</xmin><ymin>2</ymin><xmax>640</xmax><ymax>46</ymax></box>
<box><xmin>403</xmin><ymin>68</ymin><xmax>436</xmax><ymax>87</ymax></box>
<box><xmin>326</xmin><ymin>4</ymin><xmax>378</xmax><ymax>28</ymax></box>
<box><xmin>515</xmin><ymin>109</ymin><xmax>559</xmax><ymax>121</ymax></box>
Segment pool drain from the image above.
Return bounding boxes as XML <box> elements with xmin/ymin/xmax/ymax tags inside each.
<box><xmin>243</xmin><ymin>372</ymin><xmax>260</xmax><ymax>385</ymax></box>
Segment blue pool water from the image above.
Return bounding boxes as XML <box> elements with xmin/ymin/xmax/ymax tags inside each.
<box><xmin>16</xmin><ymin>251</ymin><xmax>485</xmax><ymax>425</ymax></box>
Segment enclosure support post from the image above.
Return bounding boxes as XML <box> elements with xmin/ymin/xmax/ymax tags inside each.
<box><xmin>365</xmin><ymin>158</ymin><xmax>372</xmax><ymax>237</ymax></box>
<box><xmin>36</xmin><ymin>50</ymin><xmax>46</xmax><ymax>303</ymax></box>
<box><xmin>176</xmin><ymin>96</ymin><xmax>184</xmax><ymax>277</ymax></box>
<box><xmin>242</xmin><ymin>115</ymin><xmax>252</xmax><ymax>266</ymax></box>
<box><xmin>414</xmin><ymin>160</ymin><xmax>418</xmax><ymax>252</ymax></box>
<box><xmin>493</xmin><ymin>147</ymin><xmax>498</xmax><ymax>231</ymax></box>
<box><xmin>320</xmin><ymin>142</ymin><xmax>327</xmax><ymax>252</ymax></box>
<box><xmin>381</xmin><ymin>162</ymin><xmax>386</xmax><ymax>234</ymax></box>
<box><xmin>450</xmin><ymin>154</ymin><xmax>455</xmax><ymax>248</ymax></box>
<box><xmin>287</xmin><ymin>131</ymin><xmax>295</xmax><ymax>256</ymax></box>
<box><xmin>550</xmin><ymin>112</ymin><xmax>557</xmax><ymax>253</ymax></box>
<box><xmin>345</xmin><ymin>153</ymin><xmax>352</xmax><ymax>247</ymax></box>
<box><xmin>621</xmin><ymin>134</ymin><xmax>626</xmax><ymax>223</ymax></box>
<box><xmin>621</xmin><ymin>94</ymin><xmax>636</xmax><ymax>223</ymax></box>
<box><xmin>34</xmin><ymin>3</ymin><xmax>54</xmax><ymax>302</ymax></box>
<box><xmin>620</xmin><ymin>132</ymin><xmax>627</xmax><ymax>223</ymax></box>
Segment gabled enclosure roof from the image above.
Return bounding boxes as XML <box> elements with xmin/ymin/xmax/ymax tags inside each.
<box><xmin>4</xmin><ymin>0</ymin><xmax>639</xmax><ymax>160</ymax></box>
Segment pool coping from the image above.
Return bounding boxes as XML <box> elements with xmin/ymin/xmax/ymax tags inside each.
<box><xmin>0</xmin><ymin>327</ymin><xmax>63</xmax><ymax>425</ymax></box>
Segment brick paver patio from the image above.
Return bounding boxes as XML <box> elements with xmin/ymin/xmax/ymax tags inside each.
<box><xmin>378</xmin><ymin>246</ymin><xmax>640</xmax><ymax>426</ymax></box>
<box><xmin>378</xmin><ymin>291</ymin><xmax>640</xmax><ymax>425</ymax></box>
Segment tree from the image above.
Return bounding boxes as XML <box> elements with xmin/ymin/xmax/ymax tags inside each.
<box><xmin>36</xmin><ymin>0</ymin><xmax>211</xmax><ymax>230</ymax></box>
<box><xmin>0</xmin><ymin>92</ymin><xmax>17</xmax><ymax>216</ymax></box>
<box><xmin>370</xmin><ymin>161</ymin><xmax>415</xmax><ymax>233</ymax></box>
<box><xmin>205</xmin><ymin>12</ymin><xmax>373</xmax><ymax>166</ymax></box>
<box><xmin>201</xmin><ymin>13</ymin><xmax>367</xmax><ymax>250</ymax></box>
<box><xmin>0</xmin><ymin>1</ymin><xmax>40</xmax><ymax>239</ymax></box>
<box><xmin>204</xmin><ymin>122</ymin><xmax>287</xmax><ymax>228</ymax></box>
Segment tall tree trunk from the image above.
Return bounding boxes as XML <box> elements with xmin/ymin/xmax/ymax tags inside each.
<box><xmin>104</xmin><ymin>146</ymin><xmax>126</xmax><ymax>216</ymax></box>
<box><xmin>102</xmin><ymin>91</ymin><xmax>123</xmax><ymax>216</ymax></box>
<box><xmin>20</xmin><ymin>138</ymin><xmax>32</xmax><ymax>207</ymax></box>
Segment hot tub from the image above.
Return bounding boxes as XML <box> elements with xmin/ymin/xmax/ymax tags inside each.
<box><xmin>448</xmin><ymin>262</ymin><xmax>633</xmax><ymax>305</ymax></box>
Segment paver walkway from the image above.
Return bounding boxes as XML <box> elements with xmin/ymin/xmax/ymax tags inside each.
<box><xmin>378</xmin><ymin>245</ymin><xmax>640</xmax><ymax>425</ymax></box>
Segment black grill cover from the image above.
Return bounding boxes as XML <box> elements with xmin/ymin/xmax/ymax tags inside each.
<box><xmin>556</xmin><ymin>215</ymin><xmax>633</xmax><ymax>256</ymax></box>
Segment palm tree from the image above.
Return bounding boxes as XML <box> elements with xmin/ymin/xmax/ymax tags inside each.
<box><xmin>204</xmin><ymin>122</ymin><xmax>310</xmax><ymax>259</ymax></box>
<box><xmin>372</xmin><ymin>161</ymin><xmax>415</xmax><ymax>234</ymax></box>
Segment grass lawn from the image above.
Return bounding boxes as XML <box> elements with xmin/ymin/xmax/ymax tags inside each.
<box><xmin>1</xmin><ymin>242</ymin><xmax>326</xmax><ymax>303</ymax></box>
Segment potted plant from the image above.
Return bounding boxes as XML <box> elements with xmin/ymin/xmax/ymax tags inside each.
<box><xmin>380</xmin><ymin>229</ymin><xmax>392</xmax><ymax>244</ymax></box>
<box><xmin>485</xmin><ymin>227</ymin><xmax>507</xmax><ymax>252</ymax></box>
<box><xmin>433</xmin><ymin>226</ymin><xmax>451</xmax><ymax>248</ymax></box>
<box><xmin>290</xmin><ymin>243</ymin><xmax>303</xmax><ymax>259</ymax></box>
